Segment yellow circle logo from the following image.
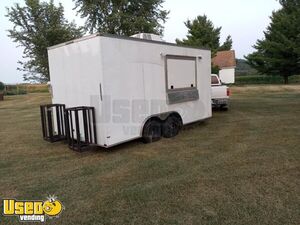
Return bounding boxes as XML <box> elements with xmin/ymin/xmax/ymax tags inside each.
<box><xmin>43</xmin><ymin>200</ymin><xmax>63</xmax><ymax>217</ymax></box>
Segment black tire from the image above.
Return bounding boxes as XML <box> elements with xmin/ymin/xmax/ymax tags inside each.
<box><xmin>162</xmin><ymin>115</ymin><xmax>182</xmax><ymax>138</ymax></box>
<box><xmin>142</xmin><ymin>119</ymin><xmax>162</xmax><ymax>143</ymax></box>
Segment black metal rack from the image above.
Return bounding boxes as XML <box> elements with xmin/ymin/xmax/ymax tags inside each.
<box><xmin>40</xmin><ymin>104</ymin><xmax>66</xmax><ymax>142</ymax></box>
<box><xmin>65</xmin><ymin>106</ymin><xmax>97</xmax><ymax>152</ymax></box>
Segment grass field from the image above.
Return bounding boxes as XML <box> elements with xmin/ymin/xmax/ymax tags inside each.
<box><xmin>4</xmin><ymin>84</ymin><xmax>49</xmax><ymax>96</ymax></box>
<box><xmin>0</xmin><ymin>85</ymin><xmax>299</xmax><ymax>225</ymax></box>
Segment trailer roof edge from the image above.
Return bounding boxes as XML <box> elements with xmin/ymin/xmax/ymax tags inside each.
<box><xmin>47</xmin><ymin>33</ymin><xmax>210</xmax><ymax>51</ymax></box>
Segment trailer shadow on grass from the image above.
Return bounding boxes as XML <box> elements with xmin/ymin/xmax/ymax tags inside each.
<box><xmin>79</xmin><ymin>120</ymin><xmax>210</xmax><ymax>155</ymax></box>
<box><xmin>88</xmin><ymin>139</ymin><xmax>143</xmax><ymax>154</ymax></box>
<box><xmin>212</xmin><ymin>106</ymin><xmax>229</xmax><ymax>112</ymax></box>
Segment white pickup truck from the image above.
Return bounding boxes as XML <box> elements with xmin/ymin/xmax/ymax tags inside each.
<box><xmin>211</xmin><ymin>74</ymin><xmax>230</xmax><ymax>109</ymax></box>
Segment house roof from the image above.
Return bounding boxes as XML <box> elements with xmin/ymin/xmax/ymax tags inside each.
<box><xmin>212</xmin><ymin>50</ymin><xmax>236</xmax><ymax>68</ymax></box>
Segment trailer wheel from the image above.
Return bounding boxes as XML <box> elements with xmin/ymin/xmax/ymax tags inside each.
<box><xmin>162</xmin><ymin>115</ymin><xmax>182</xmax><ymax>138</ymax></box>
<box><xmin>142</xmin><ymin>119</ymin><xmax>162</xmax><ymax>143</ymax></box>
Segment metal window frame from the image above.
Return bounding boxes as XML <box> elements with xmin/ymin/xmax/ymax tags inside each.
<box><xmin>164</xmin><ymin>54</ymin><xmax>198</xmax><ymax>93</ymax></box>
<box><xmin>164</xmin><ymin>54</ymin><xmax>200</xmax><ymax>105</ymax></box>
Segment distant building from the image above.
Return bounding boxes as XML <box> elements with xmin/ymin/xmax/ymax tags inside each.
<box><xmin>212</xmin><ymin>50</ymin><xmax>236</xmax><ymax>84</ymax></box>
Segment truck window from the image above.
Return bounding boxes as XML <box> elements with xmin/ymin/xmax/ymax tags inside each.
<box><xmin>211</xmin><ymin>76</ymin><xmax>220</xmax><ymax>85</ymax></box>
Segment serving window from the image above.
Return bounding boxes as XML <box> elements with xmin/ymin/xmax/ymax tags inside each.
<box><xmin>165</xmin><ymin>55</ymin><xmax>199</xmax><ymax>104</ymax></box>
<box><xmin>166</xmin><ymin>55</ymin><xmax>197</xmax><ymax>91</ymax></box>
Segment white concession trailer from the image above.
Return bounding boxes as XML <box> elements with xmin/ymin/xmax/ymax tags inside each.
<box><xmin>43</xmin><ymin>34</ymin><xmax>212</xmax><ymax>150</ymax></box>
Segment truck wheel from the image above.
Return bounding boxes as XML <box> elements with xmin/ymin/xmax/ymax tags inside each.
<box><xmin>142</xmin><ymin>119</ymin><xmax>162</xmax><ymax>143</ymax></box>
<box><xmin>162</xmin><ymin>115</ymin><xmax>182</xmax><ymax>138</ymax></box>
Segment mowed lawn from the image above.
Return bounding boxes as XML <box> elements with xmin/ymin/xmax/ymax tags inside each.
<box><xmin>0</xmin><ymin>85</ymin><xmax>299</xmax><ymax>225</ymax></box>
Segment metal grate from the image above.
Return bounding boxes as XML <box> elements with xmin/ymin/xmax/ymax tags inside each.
<box><xmin>40</xmin><ymin>104</ymin><xmax>66</xmax><ymax>142</ymax></box>
<box><xmin>65</xmin><ymin>106</ymin><xmax>97</xmax><ymax>152</ymax></box>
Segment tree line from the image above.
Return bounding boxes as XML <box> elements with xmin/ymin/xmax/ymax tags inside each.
<box><xmin>6</xmin><ymin>0</ymin><xmax>300</xmax><ymax>83</ymax></box>
<box><xmin>246</xmin><ymin>0</ymin><xmax>300</xmax><ymax>84</ymax></box>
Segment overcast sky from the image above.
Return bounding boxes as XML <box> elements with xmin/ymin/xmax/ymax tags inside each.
<box><xmin>0</xmin><ymin>0</ymin><xmax>281</xmax><ymax>83</ymax></box>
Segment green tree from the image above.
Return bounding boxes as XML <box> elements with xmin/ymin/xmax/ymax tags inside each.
<box><xmin>0</xmin><ymin>82</ymin><xmax>5</xmax><ymax>93</ymax></box>
<box><xmin>176</xmin><ymin>15</ymin><xmax>233</xmax><ymax>56</ymax></box>
<box><xmin>0</xmin><ymin>82</ymin><xmax>4</xmax><ymax>101</ymax></box>
<box><xmin>6</xmin><ymin>0</ymin><xmax>83</xmax><ymax>83</ymax></box>
<box><xmin>219</xmin><ymin>35</ymin><xmax>233</xmax><ymax>51</ymax></box>
<box><xmin>73</xmin><ymin>0</ymin><xmax>169</xmax><ymax>36</ymax></box>
<box><xmin>245</xmin><ymin>0</ymin><xmax>300</xmax><ymax>84</ymax></box>
<box><xmin>236</xmin><ymin>59</ymin><xmax>258</xmax><ymax>76</ymax></box>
